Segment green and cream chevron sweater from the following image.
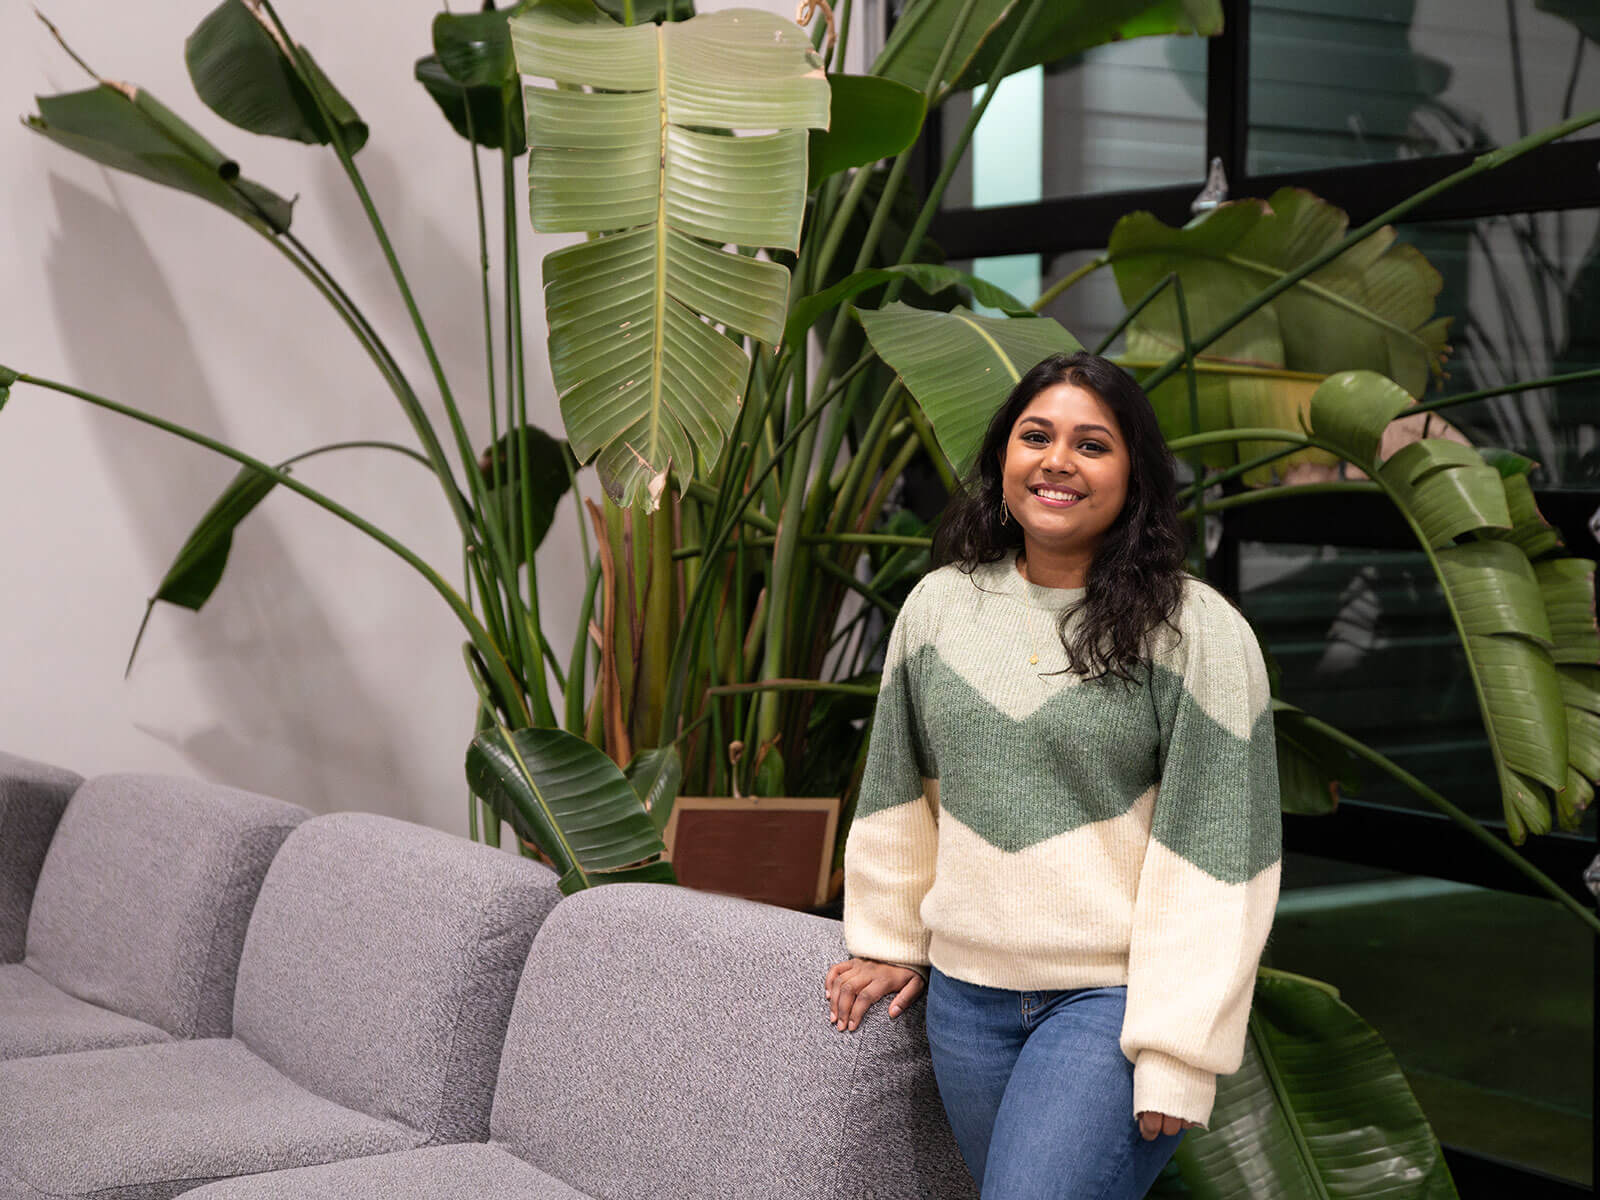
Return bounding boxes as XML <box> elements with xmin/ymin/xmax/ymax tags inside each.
<box><xmin>843</xmin><ymin>549</ymin><xmax>1281</xmax><ymax>1127</ymax></box>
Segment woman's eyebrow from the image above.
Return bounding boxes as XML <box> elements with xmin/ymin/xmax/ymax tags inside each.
<box><xmin>1074</xmin><ymin>423</ymin><xmax>1114</xmax><ymax>437</ymax></box>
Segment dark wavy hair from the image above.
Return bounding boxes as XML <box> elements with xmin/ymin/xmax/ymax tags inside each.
<box><xmin>930</xmin><ymin>351</ymin><xmax>1186</xmax><ymax>681</ymax></box>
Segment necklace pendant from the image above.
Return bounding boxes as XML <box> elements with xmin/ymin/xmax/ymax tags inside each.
<box><xmin>1028</xmin><ymin>652</ymin><xmax>1039</xmax><ymax>665</ymax></box>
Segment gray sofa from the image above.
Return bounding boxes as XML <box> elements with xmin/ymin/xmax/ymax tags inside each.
<box><xmin>0</xmin><ymin>759</ymin><xmax>975</xmax><ymax>1200</ymax></box>
<box><xmin>0</xmin><ymin>772</ymin><xmax>308</xmax><ymax>1061</ymax></box>
<box><xmin>0</xmin><ymin>752</ymin><xmax>83</xmax><ymax>963</ymax></box>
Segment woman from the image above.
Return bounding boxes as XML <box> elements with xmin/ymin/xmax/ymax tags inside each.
<box><xmin>823</xmin><ymin>351</ymin><xmax>1282</xmax><ymax>1200</ymax></box>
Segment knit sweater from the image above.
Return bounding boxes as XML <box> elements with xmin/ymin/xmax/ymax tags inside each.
<box><xmin>842</xmin><ymin>549</ymin><xmax>1281</xmax><ymax>1127</ymax></box>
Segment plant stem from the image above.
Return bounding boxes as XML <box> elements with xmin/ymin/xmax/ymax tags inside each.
<box><xmin>1177</xmin><ymin>481</ymin><xmax>1381</xmax><ymax>521</ymax></box>
<box><xmin>1408</xmin><ymin>366</ymin><xmax>1600</xmax><ymax>417</ymax></box>
<box><xmin>15</xmin><ymin>371</ymin><xmax>529</xmax><ymax>723</ymax></box>
<box><xmin>278</xmin><ymin>440</ymin><xmax>435</xmax><ymax>471</ymax></box>
<box><xmin>1295</xmin><ymin>711</ymin><xmax>1600</xmax><ymax>935</ymax></box>
<box><xmin>1033</xmin><ymin>254</ymin><xmax>1110</xmax><ymax>312</ymax></box>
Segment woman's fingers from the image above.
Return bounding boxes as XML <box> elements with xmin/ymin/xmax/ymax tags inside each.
<box><xmin>887</xmin><ymin>972</ymin><xmax>925</xmax><ymax>1018</ymax></box>
<box><xmin>1136</xmin><ymin>1111</ymin><xmax>1191</xmax><ymax>1141</ymax></box>
<box><xmin>846</xmin><ymin>977</ymin><xmax>889</xmax><ymax>1030</ymax></box>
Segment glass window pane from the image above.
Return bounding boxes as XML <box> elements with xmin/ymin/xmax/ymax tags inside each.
<box><xmin>1238</xmin><ymin>538</ymin><xmax>1597</xmax><ymax>838</ymax></box>
<box><xmin>1249</xmin><ymin>0</ymin><xmax>1600</xmax><ymax>175</ymax></box>
<box><xmin>940</xmin><ymin>36</ymin><xmax>1207</xmax><ymax>210</ymax></box>
<box><xmin>1269</xmin><ymin>856</ymin><xmax>1593</xmax><ymax>1185</ymax></box>
<box><xmin>1400</xmin><ymin>211</ymin><xmax>1600</xmax><ymax>488</ymax></box>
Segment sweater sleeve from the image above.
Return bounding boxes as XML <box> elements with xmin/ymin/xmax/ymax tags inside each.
<box><xmin>1120</xmin><ymin>583</ymin><xmax>1282</xmax><ymax>1127</ymax></box>
<box><xmin>842</xmin><ymin>580</ymin><xmax>939</xmax><ymax>972</ymax></box>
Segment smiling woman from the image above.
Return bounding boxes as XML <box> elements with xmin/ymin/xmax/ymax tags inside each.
<box><xmin>824</xmin><ymin>351</ymin><xmax>1283</xmax><ymax>1200</ymax></box>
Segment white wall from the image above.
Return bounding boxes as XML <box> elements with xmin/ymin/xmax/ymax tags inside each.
<box><xmin>1</xmin><ymin>0</ymin><xmax>856</xmax><ymax>833</ymax></box>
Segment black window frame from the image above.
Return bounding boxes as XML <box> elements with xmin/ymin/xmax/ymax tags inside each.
<box><xmin>920</xmin><ymin>3</ymin><xmax>1600</xmax><ymax>1194</ymax></box>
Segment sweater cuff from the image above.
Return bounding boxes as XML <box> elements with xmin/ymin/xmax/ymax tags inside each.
<box><xmin>1132</xmin><ymin>1051</ymin><xmax>1216</xmax><ymax>1128</ymax></box>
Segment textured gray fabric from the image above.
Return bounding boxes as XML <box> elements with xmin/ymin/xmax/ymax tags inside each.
<box><xmin>0</xmin><ymin>752</ymin><xmax>82</xmax><ymax>964</ymax></box>
<box><xmin>182</xmin><ymin>1144</ymin><xmax>594</xmax><ymax>1200</ymax></box>
<box><xmin>0</xmin><ymin>1038</ymin><xmax>416</xmax><ymax>1200</ymax></box>
<box><xmin>232</xmin><ymin>812</ymin><xmax>561</xmax><ymax>1143</ymax></box>
<box><xmin>25</xmin><ymin>774</ymin><xmax>307</xmax><ymax>1040</ymax></box>
<box><xmin>0</xmin><ymin>963</ymin><xmax>170</xmax><ymax>1061</ymax></box>
<box><xmin>492</xmin><ymin>885</ymin><xmax>977</xmax><ymax>1200</ymax></box>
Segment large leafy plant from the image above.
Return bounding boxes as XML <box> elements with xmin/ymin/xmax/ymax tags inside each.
<box><xmin>9</xmin><ymin>4</ymin><xmax>1600</xmax><ymax>1191</ymax></box>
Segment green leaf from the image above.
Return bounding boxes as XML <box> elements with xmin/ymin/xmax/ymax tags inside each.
<box><xmin>624</xmin><ymin>743</ymin><xmax>683</xmax><ymax>830</ymax></box>
<box><xmin>1308</xmin><ymin>370</ymin><xmax>1416</xmax><ymax>471</ymax></box>
<box><xmin>1487</xmin><ymin>470</ymin><xmax>1564</xmax><ymax>560</ymax></box>
<box><xmin>466</xmin><ymin>724</ymin><xmax>676</xmax><ymax>892</ymax></box>
<box><xmin>858</xmin><ymin>303</ymin><xmax>1081</xmax><ymax>477</ymax></box>
<box><xmin>1377</xmin><ymin>440</ymin><xmax>1510</xmax><ymax>547</ymax></box>
<box><xmin>1561</xmin><ymin>765</ymin><xmax>1593</xmax><ymax>830</ymax></box>
<box><xmin>434</xmin><ymin>8</ymin><xmax>518</xmax><ymax>87</ymax></box>
<box><xmin>126</xmin><ymin>463</ymin><xmax>284</xmax><ymax>675</ymax></box>
<box><xmin>875</xmin><ymin>0</ymin><xmax>1221</xmax><ymax>99</ymax></box>
<box><xmin>809</xmin><ymin>74</ymin><xmax>926</xmax><ymax>182</ymax></box>
<box><xmin>1272</xmin><ymin>700</ymin><xmax>1359</xmax><ymax>816</ymax></box>
<box><xmin>479</xmin><ymin>425</ymin><xmax>576</xmax><ymax>565</ymax></box>
<box><xmin>26</xmin><ymin>85</ymin><xmax>294</xmax><ymax>235</ymax></box>
<box><xmin>1176</xmin><ymin>968</ymin><xmax>1458</xmax><ymax>1199</ymax></box>
<box><xmin>1535</xmin><ymin>557</ymin><xmax>1600</xmax><ymax>665</ymax></box>
<box><xmin>513</xmin><ymin>6</ymin><xmax>829</xmax><ymax>510</ymax></box>
<box><xmin>787</xmin><ymin>264</ymin><xmax>1029</xmax><ymax>347</ymax></box>
<box><xmin>1478</xmin><ymin>446</ymin><xmax>1538</xmax><ymax>477</ymax></box>
<box><xmin>1559</xmin><ymin>664</ymin><xmax>1600</xmax><ymax>715</ymax></box>
<box><xmin>1432</xmin><ymin>540</ymin><xmax>1565</xmax><ymax>840</ymax></box>
<box><xmin>416</xmin><ymin>55</ymin><xmax>525</xmax><ymax>151</ymax></box>
<box><xmin>186</xmin><ymin>0</ymin><xmax>368</xmax><ymax>152</ymax></box>
<box><xmin>1111</xmin><ymin>191</ymin><xmax>1451</xmax><ymax>401</ymax></box>
<box><xmin>0</xmin><ymin>365</ymin><xmax>16</xmax><ymax>411</ymax></box>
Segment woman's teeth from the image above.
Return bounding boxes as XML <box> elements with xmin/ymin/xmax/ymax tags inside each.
<box><xmin>1032</xmin><ymin>488</ymin><xmax>1080</xmax><ymax>507</ymax></box>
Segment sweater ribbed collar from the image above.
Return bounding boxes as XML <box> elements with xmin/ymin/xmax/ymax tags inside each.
<box><xmin>974</xmin><ymin>548</ymin><xmax>1086</xmax><ymax>612</ymax></box>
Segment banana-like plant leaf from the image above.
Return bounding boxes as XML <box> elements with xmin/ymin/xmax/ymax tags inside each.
<box><xmin>1489</xmin><ymin>469</ymin><xmax>1564</xmax><ymax>560</ymax></box>
<box><xmin>858</xmin><ymin>303</ymin><xmax>1081</xmax><ymax>476</ymax></box>
<box><xmin>1538</xmin><ymin>0</ymin><xmax>1600</xmax><ymax>42</ymax></box>
<box><xmin>1112</xmin><ymin>191</ymin><xmax>1451</xmax><ymax>402</ymax></box>
<box><xmin>787</xmin><ymin>264</ymin><xmax>1029</xmax><ymax>347</ymax></box>
<box><xmin>1434</xmin><ymin>540</ymin><xmax>1564</xmax><ymax>840</ymax></box>
<box><xmin>513</xmin><ymin>6</ymin><xmax>829</xmax><ymax>510</ymax></box>
<box><xmin>874</xmin><ymin>0</ymin><xmax>1221</xmax><ymax>99</ymax></box>
<box><xmin>1308</xmin><ymin>371</ymin><xmax>1416</xmax><ymax>471</ymax></box>
<box><xmin>186</xmin><ymin>0</ymin><xmax>368</xmax><ymax>152</ymax></box>
<box><xmin>1377</xmin><ymin>440</ymin><xmax>1510</xmax><ymax>548</ymax></box>
<box><xmin>1271</xmin><ymin>700</ymin><xmax>1359</xmax><ymax>816</ymax></box>
<box><xmin>1479</xmin><ymin>446</ymin><xmax>1539</xmax><ymax>477</ymax></box>
<box><xmin>126</xmin><ymin>463</ymin><xmax>285</xmax><ymax>674</ymax></box>
<box><xmin>1175</xmin><ymin>968</ymin><xmax>1458</xmax><ymax>1199</ymax></box>
<box><xmin>625</xmin><ymin>743</ymin><xmax>683</xmax><ymax>831</ymax></box>
<box><xmin>1559</xmin><ymin>664</ymin><xmax>1600</xmax><ymax>714</ymax></box>
<box><xmin>479</xmin><ymin>425</ymin><xmax>576</xmax><ymax>566</ymax></box>
<box><xmin>416</xmin><ymin>55</ymin><xmax>524</xmax><ymax>151</ymax></box>
<box><xmin>26</xmin><ymin>86</ymin><xmax>294</xmax><ymax>235</ymax></box>
<box><xmin>1126</xmin><ymin>355</ymin><xmax>1331</xmax><ymax>477</ymax></box>
<box><xmin>809</xmin><ymin>74</ymin><xmax>926</xmax><ymax>182</ymax></box>
<box><xmin>1534</xmin><ymin>558</ymin><xmax>1600</xmax><ymax>665</ymax></box>
<box><xmin>466</xmin><ymin>724</ymin><xmax>676</xmax><ymax>893</ymax></box>
<box><xmin>1561</xmin><ymin>765</ymin><xmax>1594</xmax><ymax>829</ymax></box>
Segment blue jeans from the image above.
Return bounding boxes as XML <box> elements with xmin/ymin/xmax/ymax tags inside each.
<box><xmin>924</xmin><ymin>966</ymin><xmax>1185</xmax><ymax>1200</ymax></box>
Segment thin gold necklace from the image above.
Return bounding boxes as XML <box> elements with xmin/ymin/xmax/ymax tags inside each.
<box><xmin>1017</xmin><ymin>554</ymin><xmax>1050</xmax><ymax>667</ymax></box>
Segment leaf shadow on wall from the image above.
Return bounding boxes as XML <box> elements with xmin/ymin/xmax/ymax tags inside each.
<box><xmin>43</xmin><ymin>173</ymin><xmax>413</xmax><ymax>818</ymax></box>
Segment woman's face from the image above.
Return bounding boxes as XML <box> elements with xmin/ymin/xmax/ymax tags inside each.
<box><xmin>998</xmin><ymin>381</ymin><xmax>1130</xmax><ymax>562</ymax></box>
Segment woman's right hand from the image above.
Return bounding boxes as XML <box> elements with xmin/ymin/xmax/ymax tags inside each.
<box><xmin>824</xmin><ymin>957</ymin><xmax>925</xmax><ymax>1032</ymax></box>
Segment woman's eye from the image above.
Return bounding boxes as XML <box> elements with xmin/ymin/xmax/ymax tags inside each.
<box><xmin>1022</xmin><ymin>432</ymin><xmax>1049</xmax><ymax>445</ymax></box>
<box><xmin>1077</xmin><ymin>440</ymin><xmax>1106</xmax><ymax>453</ymax></box>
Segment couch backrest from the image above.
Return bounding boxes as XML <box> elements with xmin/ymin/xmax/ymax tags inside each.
<box><xmin>0</xmin><ymin>751</ymin><xmax>83</xmax><ymax>964</ymax></box>
<box><xmin>25</xmin><ymin>772</ymin><xmax>307</xmax><ymax>1038</ymax></box>
<box><xmin>232</xmin><ymin>812</ymin><xmax>561</xmax><ymax>1144</ymax></box>
<box><xmin>490</xmin><ymin>884</ymin><xmax>975</xmax><ymax>1200</ymax></box>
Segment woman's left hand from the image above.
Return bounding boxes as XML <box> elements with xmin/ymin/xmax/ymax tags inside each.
<box><xmin>1136</xmin><ymin>1111</ymin><xmax>1198</xmax><ymax>1141</ymax></box>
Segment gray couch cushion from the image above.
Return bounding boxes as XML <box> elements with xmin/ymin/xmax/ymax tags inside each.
<box><xmin>232</xmin><ymin>812</ymin><xmax>561</xmax><ymax>1144</ymax></box>
<box><xmin>25</xmin><ymin>774</ymin><xmax>307</xmax><ymax>1040</ymax></box>
<box><xmin>0</xmin><ymin>964</ymin><xmax>170</xmax><ymax>1061</ymax></box>
<box><xmin>0</xmin><ymin>752</ymin><xmax>82</xmax><ymax>963</ymax></box>
<box><xmin>181</xmin><ymin>1144</ymin><xmax>593</xmax><ymax>1200</ymax></box>
<box><xmin>491</xmin><ymin>884</ymin><xmax>976</xmax><ymax>1200</ymax></box>
<box><xmin>0</xmin><ymin>1038</ymin><xmax>416</xmax><ymax>1200</ymax></box>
